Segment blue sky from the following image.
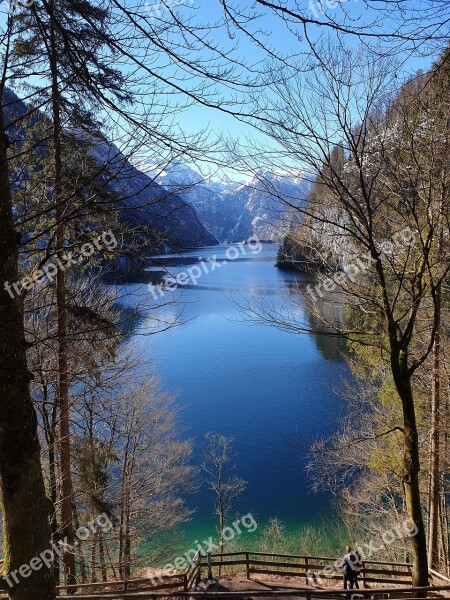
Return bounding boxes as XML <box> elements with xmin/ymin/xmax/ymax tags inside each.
<box><xmin>1</xmin><ymin>0</ymin><xmax>445</xmax><ymax>180</ymax></box>
<box><xmin>144</xmin><ymin>0</ymin><xmax>442</xmax><ymax>178</ymax></box>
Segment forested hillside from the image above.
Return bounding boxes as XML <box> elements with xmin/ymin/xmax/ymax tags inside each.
<box><xmin>4</xmin><ymin>89</ymin><xmax>218</xmax><ymax>257</ymax></box>
<box><xmin>273</xmin><ymin>47</ymin><xmax>450</xmax><ymax>578</ymax></box>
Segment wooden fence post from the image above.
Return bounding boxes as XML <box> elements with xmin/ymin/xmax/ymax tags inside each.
<box><xmin>305</xmin><ymin>557</ymin><xmax>309</xmax><ymax>585</ymax></box>
<box><xmin>208</xmin><ymin>552</ymin><xmax>212</xmax><ymax>580</ymax></box>
<box><xmin>246</xmin><ymin>552</ymin><xmax>250</xmax><ymax>580</ymax></box>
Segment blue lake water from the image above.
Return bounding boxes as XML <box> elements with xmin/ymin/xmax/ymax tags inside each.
<box><xmin>124</xmin><ymin>243</ymin><xmax>348</xmax><ymax>544</ymax></box>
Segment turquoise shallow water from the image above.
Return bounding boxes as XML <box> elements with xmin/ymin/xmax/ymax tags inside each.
<box><xmin>125</xmin><ymin>244</ymin><xmax>349</xmax><ymax>557</ymax></box>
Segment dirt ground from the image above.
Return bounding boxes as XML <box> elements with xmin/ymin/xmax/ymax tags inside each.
<box><xmin>203</xmin><ymin>572</ymin><xmax>449</xmax><ymax>599</ymax></box>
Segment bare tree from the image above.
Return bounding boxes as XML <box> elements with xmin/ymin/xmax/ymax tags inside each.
<box><xmin>259</xmin><ymin>518</ymin><xmax>289</xmax><ymax>555</ymax></box>
<box><xmin>220</xmin><ymin>0</ymin><xmax>450</xmax><ymax>59</ymax></box>
<box><xmin>202</xmin><ymin>433</ymin><xmax>247</xmax><ymax>554</ymax></box>
<box><xmin>228</xmin><ymin>45</ymin><xmax>450</xmax><ymax>586</ymax></box>
<box><xmin>107</xmin><ymin>378</ymin><xmax>193</xmax><ymax>577</ymax></box>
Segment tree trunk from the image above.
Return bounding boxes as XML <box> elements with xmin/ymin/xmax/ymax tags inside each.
<box><xmin>439</xmin><ymin>390</ymin><xmax>449</xmax><ymax>576</ymax></box>
<box><xmin>98</xmin><ymin>533</ymin><xmax>108</xmax><ymax>582</ymax></box>
<box><xmin>219</xmin><ymin>510</ymin><xmax>224</xmax><ymax>554</ymax></box>
<box><xmin>48</xmin><ymin>4</ymin><xmax>76</xmax><ymax>588</ymax></box>
<box><xmin>392</xmin><ymin>351</ymin><xmax>428</xmax><ymax>588</ymax></box>
<box><xmin>118</xmin><ymin>475</ymin><xmax>126</xmax><ymax>579</ymax></box>
<box><xmin>438</xmin><ymin>478</ymin><xmax>448</xmax><ymax>571</ymax></box>
<box><xmin>90</xmin><ymin>533</ymin><xmax>97</xmax><ymax>583</ymax></box>
<box><xmin>43</xmin><ymin>397</ymin><xmax>60</xmax><ymax>582</ymax></box>
<box><xmin>0</xmin><ymin>102</ymin><xmax>56</xmax><ymax>600</ymax></box>
<box><xmin>428</xmin><ymin>283</ymin><xmax>441</xmax><ymax>570</ymax></box>
<box><xmin>72</xmin><ymin>504</ymin><xmax>87</xmax><ymax>584</ymax></box>
<box><xmin>119</xmin><ymin>439</ymin><xmax>130</xmax><ymax>580</ymax></box>
<box><xmin>218</xmin><ymin>508</ymin><xmax>224</xmax><ymax>577</ymax></box>
<box><xmin>124</xmin><ymin>507</ymin><xmax>131</xmax><ymax>581</ymax></box>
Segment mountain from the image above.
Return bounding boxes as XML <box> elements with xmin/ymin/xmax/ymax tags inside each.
<box><xmin>3</xmin><ymin>90</ymin><xmax>218</xmax><ymax>253</ymax></box>
<box><xmin>145</xmin><ymin>162</ymin><xmax>312</xmax><ymax>243</ymax></box>
<box><xmin>83</xmin><ymin>141</ymin><xmax>218</xmax><ymax>251</ymax></box>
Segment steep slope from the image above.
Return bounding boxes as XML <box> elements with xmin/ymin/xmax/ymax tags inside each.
<box><xmin>85</xmin><ymin>141</ymin><xmax>218</xmax><ymax>250</ymax></box>
<box><xmin>3</xmin><ymin>89</ymin><xmax>217</xmax><ymax>252</ymax></box>
<box><xmin>227</xmin><ymin>172</ymin><xmax>311</xmax><ymax>242</ymax></box>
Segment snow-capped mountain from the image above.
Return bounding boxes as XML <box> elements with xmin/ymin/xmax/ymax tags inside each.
<box><xmin>146</xmin><ymin>162</ymin><xmax>312</xmax><ymax>243</ymax></box>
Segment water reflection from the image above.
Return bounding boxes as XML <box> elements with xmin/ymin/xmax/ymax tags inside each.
<box><xmin>119</xmin><ymin>244</ymin><xmax>349</xmax><ymax>535</ymax></box>
<box><xmin>281</xmin><ymin>278</ymin><xmax>347</xmax><ymax>362</ymax></box>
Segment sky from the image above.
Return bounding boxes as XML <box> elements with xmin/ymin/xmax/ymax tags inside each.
<box><xmin>137</xmin><ymin>0</ymin><xmax>443</xmax><ymax>179</ymax></box>
<box><xmin>165</xmin><ymin>0</ymin><xmax>438</xmax><ymax>131</ymax></box>
<box><xmin>0</xmin><ymin>0</ymin><xmax>446</xmax><ymax>180</ymax></box>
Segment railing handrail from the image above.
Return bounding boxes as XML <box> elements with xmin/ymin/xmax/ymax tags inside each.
<box><xmin>429</xmin><ymin>567</ymin><xmax>450</xmax><ymax>583</ymax></box>
<box><xmin>54</xmin><ymin>551</ymin><xmax>420</xmax><ymax>597</ymax></box>
<box><xmin>52</xmin><ymin>582</ymin><xmax>450</xmax><ymax>599</ymax></box>
<box><xmin>57</xmin><ymin>572</ymin><xmax>185</xmax><ymax>591</ymax></box>
<box><xmin>200</xmin><ymin>551</ymin><xmax>413</xmax><ymax>568</ymax></box>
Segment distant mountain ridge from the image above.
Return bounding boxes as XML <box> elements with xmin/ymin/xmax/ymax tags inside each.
<box><xmin>4</xmin><ymin>88</ymin><xmax>311</xmax><ymax>252</ymax></box>
<box><xmin>3</xmin><ymin>89</ymin><xmax>218</xmax><ymax>253</ymax></box>
<box><xmin>145</xmin><ymin>162</ymin><xmax>312</xmax><ymax>243</ymax></box>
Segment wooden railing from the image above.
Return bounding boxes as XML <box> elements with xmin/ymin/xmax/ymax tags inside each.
<box><xmin>0</xmin><ymin>583</ymin><xmax>186</xmax><ymax>599</ymax></box>
<box><xmin>200</xmin><ymin>551</ymin><xmax>414</xmax><ymax>586</ymax></box>
<box><xmin>56</xmin><ymin>572</ymin><xmax>187</xmax><ymax>596</ymax></box>
<box><xmin>51</xmin><ymin>583</ymin><xmax>450</xmax><ymax>599</ymax></box>
<box><xmin>429</xmin><ymin>568</ymin><xmax>450</xmax><ymax>585</ymax></box>
<box><xmin>2</xmin><ymin>551</ymin><xmax>438</xmax><ymax>599</ymax></box>
<box><xmin>184</xmin><ymin>550</ymin><xmax>203</xmax><ymax>590</ymax></box>
<box><xmin>55</xmin><ymin>551</ymin><xmax>203</xmax><ymax>596</ymax></box>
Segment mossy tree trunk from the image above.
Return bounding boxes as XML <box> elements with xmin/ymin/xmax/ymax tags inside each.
<box><xmin>428</xmin><ymin>283</ymin><xmax>441</xmax><ymax>570</ymax></box>
<box><xmin>0</xmin><ymin>104</ymin><xmax>56</xmax><ymax>599</ymax></box>
<box><xmin>391</xmin><ymin>349</ymin><xmax>428</xmax><ymax>589</ymax></box>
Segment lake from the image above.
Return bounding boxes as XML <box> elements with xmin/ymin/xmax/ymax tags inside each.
<box><xmin>126</xmin><ymin>243</ymin><xmax>348</xmax><ymax>548</ymax></box>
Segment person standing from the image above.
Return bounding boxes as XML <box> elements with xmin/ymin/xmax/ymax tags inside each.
<box><xmin>341</xmin><ymin>545</ymin><xmax>363</xmax><ymax>590</ymax></box>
